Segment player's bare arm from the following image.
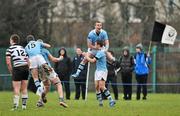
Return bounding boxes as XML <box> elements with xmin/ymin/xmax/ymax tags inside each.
<box><xmin>6</xmin><ymin>56</ymin><xmax>12</xmax><ymax>74</ymax></box>
<box><xmin>85</xmin><ymin>53</ymin><xmax>96</xmax><ymax>63</ymax></box>
<box><xmin>87</xmin><ymin>40</ymin><xmax>96</xmax><ymax>49</ymax></box>
<box><xmin>48</xmin><ymin>54</ymin><xmax>63</xmax><ymax>62</ymax></box>
<box><xmin>43</xmin><ymin>43</ymin><xmax>51</xmax><ymax>48</ymax></box>
<box><xmin>104</xmin><ymin>40</ymin><xmax>109</xmax><ymax>51</ymax></box>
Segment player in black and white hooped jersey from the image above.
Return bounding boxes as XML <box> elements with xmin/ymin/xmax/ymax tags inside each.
<box><xmin>6</xmin><ymin>34</ymin><xmax>29</xmax><ymax>111</ymax></box>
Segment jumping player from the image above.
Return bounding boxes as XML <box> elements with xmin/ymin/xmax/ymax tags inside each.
<box><xmin>25</xmin><ymin>35</ymin><xmax>51</xmax><ymax>103</ymax></box>
<box><xmin>35</xmin><ymin>39</ymin><xmax>68</xmax><ymax>108</ymax></box>
<box><xmin>72</xmin><ymin>21</ymin><xmax>115</xmax><ymax>78</ymax></box>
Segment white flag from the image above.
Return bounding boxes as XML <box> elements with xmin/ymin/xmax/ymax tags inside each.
<box><xmin>161</xmin><ymin>25</ymin><xmax>177</xmax><ymax>45</ymax></box>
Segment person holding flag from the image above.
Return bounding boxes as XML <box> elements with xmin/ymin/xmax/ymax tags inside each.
<box><xmin>134</xmin><ymin>43</ymin><xmax>151</xmax><ymax>100</ymax></box>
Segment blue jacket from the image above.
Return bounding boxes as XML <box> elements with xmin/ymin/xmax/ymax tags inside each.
<box><xmin>134</xmin><ymin>52</ymin><xmax>151</xmax><ymax>75</ymax></box>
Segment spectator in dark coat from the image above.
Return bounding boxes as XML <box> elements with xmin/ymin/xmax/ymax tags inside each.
<box><xmin>105</xmin><ymin>51</ymin><xmax>119</xmax><ymax>100</ymax></box>
<box><xmin>134</xmin><ymin>43</ymin><xmax>151</xmax><ymax>100</ymax></box>
<box><xmin>119</xmin><ymin>46</ymin><xmax>134</xmax><ymax>100</ymax></box>
<box><xmin>54</xmin><ymin>47</ymin><xmax>72</xmax><ymax>100</ymax></box>
<box><xmin>72</xmin><ymin>48</ymin><xmax>87</xmax><ymax>100</ymax></box>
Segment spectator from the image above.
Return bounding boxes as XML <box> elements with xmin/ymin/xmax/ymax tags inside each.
<box><xmin>55</xmin><ymin>47</ymin><xmax>72</xmax><ymax>100</ymax></box>
<box><xmin>105</xmin><ymin>51</ymin><xmax>119</xmax><ymax>100</ymax></box>
<box><xmin>119</xmin><ymin>46</ymin><xmax>134</xmax><ymax>100</ymax></box>
<box><xmin>72</xmin><ymin>48</ymin><xmax>87</xmax><ymax>100</ymax></box>
<box><xmin>134</xmin><ymin>43</ymin><xmax>151</xmax><ymax>100</ymax></box>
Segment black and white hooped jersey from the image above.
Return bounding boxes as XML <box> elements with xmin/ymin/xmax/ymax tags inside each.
<box><xmin>6</xmin><ymin>44</ymin><xmax>28</xmax><ymax>67</ymax></box>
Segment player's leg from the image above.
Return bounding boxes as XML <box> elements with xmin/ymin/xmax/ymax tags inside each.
<box><xmin>51</xmin><ymin>77</ymin><xmax>68</xmax><ymax>108</ymax></box>
<box><xmin>46</xmin><ymin>68</ymin><xmax>68</xmax><ymax>108</ymax></box>
<box><xmin>12</xmin><ymin>81</ymin><xmax>21</xmax><ymax>110</ymax></box>
<box><xmin>37</xmin><ymin>65</ymin><xmax>51</xmax><ymax>105</ymax></box>
<box><xmin>35</xmin><ymin>55</ymin><xmax>52</xmax><ymax>103</ymax></box>
<box><xmin>31</xmin><ymin>68</ymin><xmax>44</xmax><ymax>96</ymax></box>
<box><xmin>95</xmin><ymin>80</ymin><xmax>103</xmax><ymax>107</ymax></box>
<box><xmin>43</xmin><ymin>80</ymin><xmax>50</xmax><ymax>95</ymax></box>
<box><xmin>20</xmin><ymin>65</ymin><xmax>29</xmax><ymax>110</ymax></box>
<box><xmin>36</xmin><ymin>80</ymin><xmax>49</xmax><ymax>107</ymax></box>
<box><xmin>21</xmin><ymin>80</ymin><xmax>28</xmax><ymax>110</ymax></box>
<box><xmin>29</xmin><ymin>56</ymin><xmax>45</xmax><ymax>97</ymax></box>
<box><xmin>94</xmin><ymin>70</ymin><xmax>104</xmax><ymax>106</ymax></box>
<box><xmin>71</xmin><ymin>58</ymin><xmax>88</xmax><ymax>78</ymax></box>
<box><xmin>72</xmin><ymin>51</ymin><xmax>94</xmax><ymax>78</ymax></box>
<box><xmin>99</xmin><ymin>71</ymin><xmax>115</xmax><ymax>107</ymax></box>
<box><xmin>100</xmin><ymin>80</ymin><xmax>116</xmax><ymax>107</ymax></box>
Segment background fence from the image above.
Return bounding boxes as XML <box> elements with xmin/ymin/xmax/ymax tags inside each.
<box><xmin>0</xmin><ymin>46</ymin><xmax>180</xmax><ymax>93</ymax></box>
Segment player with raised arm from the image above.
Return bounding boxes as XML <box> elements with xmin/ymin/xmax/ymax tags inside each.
<box><xmin>35</xmin><ymin>39</ymin><xmax>68</xmax><ymax>108</ymax></box>
<box><xmin>72</xmin><ymin>21</ymin><xmax>115</xmax><ymax>78</ymax></box>
<box><xmin>85</xmin><ymin>40</ymin><xmax>116</xmax><ymax>107</ymax></box>
<box><xmin>25</xmin><ymin>35</ymin><xmax>51</xmax><ymax>104</ymax></box>
<box><xmin>6</xmin><ymin>34</ymin><xmax>29</xmax><ymax>110</ymax></box>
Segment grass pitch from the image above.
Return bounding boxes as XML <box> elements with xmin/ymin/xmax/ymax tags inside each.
<box><xmin>0</xmin><ymin>92</ymin><xmax>180</xmax><ymax>116</ymax></box>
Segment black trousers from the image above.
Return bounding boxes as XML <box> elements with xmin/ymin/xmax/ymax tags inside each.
<box><xmin>74</xmin><ymin>79</ymin><xmax>86</xmax><ymax>100</ymax></box>
<box><xmin>136</xmin><ymin>74</ymin><xmax>148</xmax><ymax>99</ymax></box>
<box><xmin>121</xmin><ymin>72</ymin><xmax>132</xmax><ymax>100</ymax></box>
<box><xmin>105</xmin><ymin>75</ymin><xmax>118</xmax><ymax>100</ymax></box>
<box><xmin>58</xmin><ymin>75</ymin><xmax>71</xmax><ymax>100</ymax></box>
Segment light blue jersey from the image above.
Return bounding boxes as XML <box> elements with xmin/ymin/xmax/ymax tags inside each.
<box><xmin>25</xmin><ymin>41</ymin><xmax>44</xmax><ymax>57</ymax></box>
<box><xmin>95</xmin><ymin>50</ymin><xmax>107</xmax><ymax>71</ymax></box>
<box><xmin>41</xmin><ymin>48</ymin><xmax>51</xmax><ymax>67</ymax></box>
<box><xmin>87</xmin><ymin>29</ymin><xmax>108</xmax><ymax>45</ymax></box>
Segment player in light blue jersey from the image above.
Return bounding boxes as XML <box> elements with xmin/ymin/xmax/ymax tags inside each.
<box><xmin>85</xmin><ymin>40</ymin><xmax>115</xmax><ymax>107</ymax></box>
<box><xmin>87</xmin><ymin>28</ymin><xmax>108</xmax><ymax>47</ymax></box>
<box><xmin>35</xmin><ymin>45</ymin><xmax>68</xmax><ymax>108</ymax></box>
<box><xmin>25</xmin><ymin>35</ymin><xmax>51</xmax><ymax>104</ymax></box>
<box><xmin>72</xmin><ymin>21</ymin><xmax>115</xmax><ymax>78</ymax></box>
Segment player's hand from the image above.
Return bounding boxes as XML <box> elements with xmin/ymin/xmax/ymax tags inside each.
<box><xmin>59</xmin><ymin>55</ymin><xmax>64</xmax><ymax>60</ymax></box>
<box><xmin>82</xmin><ymin>52</ymin><xmax>86</xmax><ymax>57</ymax></box>
<box><xmin>85</xmin><ymin>53</ymin><xmax>89</xmax><ymax>59</ymax></box>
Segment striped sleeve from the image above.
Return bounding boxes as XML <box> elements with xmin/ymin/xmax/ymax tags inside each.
<box><xmin>6</xmin><ymin>48</ymin><xmax>11</xmax><ymax>57</ymax></box>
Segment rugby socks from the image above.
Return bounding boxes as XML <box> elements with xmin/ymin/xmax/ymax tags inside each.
<box><xmin>34</xmin><ymin>80</ymin><xmax>43</xmax><ymax>96</ymax></box>
<box><xmin>103</xmin><ymin>89</ymin><xmax>113</xmax><ymax>102</ymax></box>
<box><xmin>22</xmin><ymin>94</ymin><xmax>28</xmax><ymax>107</ymax></box>
<box><xmin>59</xmin><ymin>97</ymin><xmax>64</xmax><ymax>102</ymax></box>
<box><xmin>34</xmin><ymin>80</ymin><xmax>41</xmax><ymax>88</ymax></box>
<box><xmin>76</xmin><ymin>63</ymin><xmax>85</xmax><ymax>75</ymax></box>
<box><xmin>96</xmin><ymin>92</ymin><xmax>103</xmax><ymax>105</ymax></box>
<box><xmin>13</xmin><ymin>95</ymin><xmax>20</xmax><ymax>108</ymax></box>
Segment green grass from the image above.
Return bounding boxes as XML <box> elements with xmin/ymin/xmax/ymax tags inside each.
<box><xmin>0</xmin><ymin>92</ymin><xmax>180</xmax><ymax>116</ymax></box>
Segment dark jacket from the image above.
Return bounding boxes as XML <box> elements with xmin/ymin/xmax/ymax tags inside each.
<box><xmin>119</xmin><ymin>48</ymin><xmax>134</xmax><ymax>73</ymax></box>
<box><xmin>107</xmin><ymin>60</ymin><xmax>119</xmax><ymax>77</ymax></box>
<box><xmin>120</xmin><ymin>55</ymin><xmax>134</xmax><ymax>73</ymax></box>
<box><xmin>72</xmin><ymin>54</ymin><xmax>87</xmax><ymax>80</ymax></box>
<box><xmin>54</xmin><ymin>48</ymin><xmax>72</xmax><ymax>78</ymax></box>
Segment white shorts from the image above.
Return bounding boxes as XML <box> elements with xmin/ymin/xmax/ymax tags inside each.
<box><xmin>94</xmin><ymin>70</ymin><xmax>108</xmax><ymax>81</ymax></box>
<box><xmin>29</xmin><ymin>54</ymin><xmax>46</xmax><ymax>69</ymax></box>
